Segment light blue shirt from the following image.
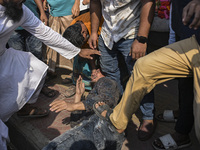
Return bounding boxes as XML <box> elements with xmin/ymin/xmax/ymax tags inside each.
<box><xmin>47</xmin><ymin>0</ymin><xmax>74</xmax><ymax>17</ymax></box>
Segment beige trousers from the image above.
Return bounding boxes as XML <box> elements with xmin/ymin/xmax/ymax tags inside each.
<box><xmin>45</xmin><ymin>15</ymin><xmax>74</xmax><ymax>72</ymax></box>
<box><xmin>110</xmin><ymin>35</ymin><xmax>200</xmax><ymax>142</ymax></box>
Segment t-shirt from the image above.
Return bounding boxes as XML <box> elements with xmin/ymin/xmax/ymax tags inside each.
<box><xmin>171</xmin><ymin>0</ymin><xmax>200</xmax><ymax>44</ymax></box>
<box><xmin>47</xmin><ymin>0</ymin><xmax>74</xmax><ymax>17</ymax></box>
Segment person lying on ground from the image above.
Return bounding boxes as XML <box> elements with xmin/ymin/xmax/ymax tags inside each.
<box><xmin>50</xmin><ymin>67</ymin><xmax>120</xmax><ymax>127</ymax></box>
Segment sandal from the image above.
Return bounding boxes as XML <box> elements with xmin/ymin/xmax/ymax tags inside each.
<box><xmin>64</xmin><ymin>85</ymin><xmax>76</xmax><ymax>98</ymax></box>
<box><xmin>156</xmin><ymin>110</ymin><xmax>178</xmax><ymax>123</ymax></box>
<box><xmin>17</xmin><ymin>105</ymin><xmax>49</xmax><ymax>118</ymax></box>
<box><xmin>152</xmin><ymin>134</ymin><xmax>191</xmax><ymax>150</ymax></box>
<box><xmin>93</xmin><ymin>102</ymin><xmax>113</xmax><ymax>122</ymax></box>
<box><xmin>41</xmin><ymin>85</ymin><xmax>56</xmax><ymax>98</ymax></box>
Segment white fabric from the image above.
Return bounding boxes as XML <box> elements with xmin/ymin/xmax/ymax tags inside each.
<box><xmin>100</xmin><ymin>0</ymin><xmax>141</xmax><ymax>50</ymax></box>
<box><xmin>159</xmin><ymin>134</ymin><xmax>178</xmax><ymax>149</ymax></box>
<box><xmin>0</xmin><ymin>119</ymin><xmax>9</xmax><ymax>150</ymax></box>
<box><xmin>0</xmin><ymin>4</ymin><xmax>80</xmax><ymax>122</ymax></box>
<box><xmin>80</xmin><ymin>0</ymin><xmax>89</xmax><ymax>11</ymax></box>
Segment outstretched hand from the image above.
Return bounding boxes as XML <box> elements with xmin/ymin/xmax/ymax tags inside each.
<box><xmin>182</xmin><ymin>0</ymin><xmax>200</xmax><ymax>30</ymax></box>
<box><xmin>79</xmin><ymin>48</ymin><xmax>101</xmax><ymax>59</ymax></box>
<box><xmin>49</xmin><ymin>100</ymin><xmax>75</xmax><ymax>112</ymax></box>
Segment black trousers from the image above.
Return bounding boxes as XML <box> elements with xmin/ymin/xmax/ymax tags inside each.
<box><xmin>175</xmin><ymin>77</ymin><xmax>194</xmax><ymax>134</ymax></box>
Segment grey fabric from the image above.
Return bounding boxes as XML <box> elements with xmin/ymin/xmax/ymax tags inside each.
<box><xmin>43</xmin><ymin>114</ymin><xmax>125</xmax><ymax>150</ymax></box>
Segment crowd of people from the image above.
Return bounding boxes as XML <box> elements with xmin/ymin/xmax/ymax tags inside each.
<box><xmin>1</xmin><ymin>0</ymin><xmax>200</xmax><ymax>150</ymax></box>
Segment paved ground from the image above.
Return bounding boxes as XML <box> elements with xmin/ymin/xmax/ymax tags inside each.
<box><xmin>6</xmin><ymin>68</ymin><xmax>200</xmax><ymax>150</ymax></box>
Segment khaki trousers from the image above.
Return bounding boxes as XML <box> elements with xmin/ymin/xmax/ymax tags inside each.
<box><xmin>110</xmin><ymin>35</ymin><xmax>200</xmax><ymax>142</ymax></box>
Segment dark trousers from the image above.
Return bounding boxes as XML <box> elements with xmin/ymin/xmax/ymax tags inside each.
<box><xmin>175</xmin><ymin>77</ymin><xmax>194</xmax><ymax>134</ymax></box>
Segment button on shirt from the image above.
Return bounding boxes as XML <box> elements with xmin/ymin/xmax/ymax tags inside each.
<box><xmin>100</xmin><ymin>0</ymin><xmax>141</xmax><ymax>50</ymax></box>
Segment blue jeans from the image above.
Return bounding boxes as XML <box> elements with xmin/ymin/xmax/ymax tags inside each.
<box><xmin>42</xmin><ymin>115</ymin><xmax>125</xmax><ymax>150</ymax></box>
<box><xmin>98</xmin><ymin>35</ymin><xmax>154</xmax><ymax>120</ymax></box>
<box><xmin>8</xmin><ymin>30</ymin><xmax>43</xmax><ymax>60</ymax></box>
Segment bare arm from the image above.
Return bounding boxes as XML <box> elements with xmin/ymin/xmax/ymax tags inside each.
<box><xmin>130</xmin><ymin>0</ymin><xmax>155</xmax><ymax>59</ymax></box>
<box><xmin>72</xmin><ymin>0</ymin><xmax>80</xmax><ymax>18</ymax></box>
<box><xmin>34</xmin><ymin>0</ymin><xmax>48</xmax><ymax>25</ymax></box>
<box><xmin>88</xmin><ymin>0</ymin><xmax>102</xmax><ymax>49</ymax></box>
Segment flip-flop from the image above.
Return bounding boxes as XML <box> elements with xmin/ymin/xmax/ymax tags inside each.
<box><xmin>41</xmin><ymin>85</ymin><xmax>56</xmax><ymax>98</ymax></box>
<box><xmin>152</xmin><ymin>134</ymin><xmax>192</xmax><ymax>150</ymax></box>
<box><xmin>93</xmin><ymin>102</ymin><xmax>113</xmax><ymax>123</ymax></box>
<box><xmin>17</xmin><ymin>106</ymin><xmax>49</xmax><ymax>118</ymax></box>
<box><xmin>156</xmin><ymin>110</ymin><xmax>178</xmax><ymax>123</ymax></box>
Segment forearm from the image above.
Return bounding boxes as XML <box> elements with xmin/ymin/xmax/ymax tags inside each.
<box><xmin>34</xmin><ymin>0</ymin><xmax>46</xmax><ymax>16</ymax></box>
<box><xmin>90</xmin><ymin>0</ymin><xmax>102</xmax><ymax>34</ymax></box>
<box><xmin>73</xmin><ymin>102</ymin><xmax>86</xmax><ymax>111</ymax></box>
<box><xmin>137</xmin><ymin>0</ymin><xmax>155</xmax><ymax>37</ymax></box>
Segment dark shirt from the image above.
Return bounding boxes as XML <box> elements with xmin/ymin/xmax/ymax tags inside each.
<box><xmin>82</xmin><ymin>77</ymin><xmax>120</xmax><ymax>112</ymax></box>
<box><xmin>172</xmin><ymin>0</ymin><xmax>200</xmax><ymax>44</ymax></box>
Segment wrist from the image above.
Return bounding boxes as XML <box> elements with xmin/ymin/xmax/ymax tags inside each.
<box><xmin>135</xmin><ymin>36</ymin><xmax>148</xmax><ymax>44</ymax></box>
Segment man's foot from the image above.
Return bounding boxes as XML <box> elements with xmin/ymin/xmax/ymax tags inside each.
<box><xmin>93</xmin><ymin>102</ymin><xmax>124</xmax><ymax>133</ymax></box>
<box><xmin>17</xmin><ymin>104</ymin><xmax>49</xmax><ymax>118</ymax></box>
<box><xmin>152</xmin><ymin>132</ymin><xmax>191</xmax><ymax>150</ymax></box>
<box><xmin>138</xmin><ymin>119</ymin><xmax>156</xmax><ymax>141</ymax></box>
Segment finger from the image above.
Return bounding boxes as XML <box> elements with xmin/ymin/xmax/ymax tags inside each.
<box><xmin>135</xmin><ymin>53</ymin><xmax>140</xmax><ymax>59</ymax></box>
<box><xmin>189</xmin><ymin>11</ymin><xmax>200</xmax><ymax>29</ymax></box>
<box><xmin>132</xmin><ymin>53</ymin><xmax>136</xmax><ymax>59</ymax></box>
<box><xmin>90</xmin><ymin>50</ymin><xmax>101</xmax><ymax>55</ymax></box>
<box><xmin>88</xmin><ymin>40</ymin><xmax>94</xmax><ymax>49</ymax></box>
<box><xmin>183</xmin><ymin>3</ymin><xmax>195</xmax><ymax>25</ymax></box>
<box><xmin>92</xmin><ymin>41</ymin><xmax>97</xmax><ymax>49</ymax></box>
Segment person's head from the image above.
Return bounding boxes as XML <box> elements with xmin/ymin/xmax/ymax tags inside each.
<box><xmin>2</xmin><ymin>0</ymin><xmax>25</xmax><ymax>22</ymax></box>
<box><xmin>91</xmin><ymin>66</ymin><xmax>105</xmax><ymax>83</ymax></box>
<box><xmin>63</xmin><ymin>20</ymin><xmax>89</xmax><ymax>48</ymax></box>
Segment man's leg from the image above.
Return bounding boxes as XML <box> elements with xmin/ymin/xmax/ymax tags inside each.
<box><xmin>110</xmin><ymin>38</ymin><xmax>196</xmax><ymax>131</ymax></box>
<box><xmin>17</xmin><ymin>71</ymin><xmax>49</xmax><ymax>117</ymax></box>
<box><xmin>7</xmin><ymin>30</ymin><xmax>25</xmax><ymax>51</ymax></box>
<box><xmin>98</xmin><ymin>35</ymin><xmax>121</xmax><ymax>92</ymax></box>
<box><xmin>118</xmin><ymin>38</ymin><xmax>155</xmax><ymax>140</ymax></box>
<box><xmin>26</xmin><ymin>31</ymin><xmax>43</xmax><ymax>60</ymax></box>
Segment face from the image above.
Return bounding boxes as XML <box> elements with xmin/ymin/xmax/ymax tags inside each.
<box><xmin>76</xmin><ymin>21</ymin><xmax>89</xmax><ymax>42</ymax></box>
<box><xmin>91</xmin><ymin>69</ymin><xmax>100</xmax><ymax>83</ymax></box>
<box><xmin>3</xmin><ymin>0</ymin><xmax>26</xmax><ymax>22</ymax></box>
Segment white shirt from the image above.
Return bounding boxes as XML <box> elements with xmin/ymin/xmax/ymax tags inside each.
<box><xmin>100</xmin><ymin>0</ymin><xmax>141</xmax><ymax>50</ymax></box>
<box><xmin>0</xmin><ymin>4</ymin><xmax>80</xmax><ymax>122</ymax></box>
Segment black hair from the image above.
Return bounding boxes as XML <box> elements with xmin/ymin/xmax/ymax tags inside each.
<box><xmin>63</xmin><ymin>23</ymin><xmax>85</xmax><ymax>48</ymax></box>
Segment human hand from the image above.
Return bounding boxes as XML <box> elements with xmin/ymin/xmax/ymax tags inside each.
<box><xmin>43</xmin><ymin>0</ymin><xmax>48</xmax><ymax>11</ymax></box>
<box><xmin>129</xmin><ymin>40</ymin><xmax>147</xmax><ymax>60</ymax></box>
<box><xmin>71</xmin><ymin>1</ymin><xmax>80</xmax><ymax>18</ymax></box>
<box><xmin>182</xmin><ymin>0</ymin><xmax>200</xmax><ymax>30</ymax></box>
<box><xmin>79</xmin><ymin>48</ymin><xmax>101</xmax><ymax>59</ymax></box>
<box><xmin>82</xmin><ymin>0</ymin><xmax>90</xmax><ymax>5</ymax></box>
<box><xmin>49</xmin><ymin>100</ymin><xmax>75</xmax><ymax>112</ymax></box>
<box><xmin>88</xmin><ymin>33</ymin><xmax>98</xmax><ymax>49</ymax></box>
<box><xmin>40</xmin><ymin>13</ymin><xmax>48</xmax><ymax>26</ymax></box>
<box><xmin>76</xmin><ymin>75</ymin><xmax>85</xmax><ymax>96</ymax></box>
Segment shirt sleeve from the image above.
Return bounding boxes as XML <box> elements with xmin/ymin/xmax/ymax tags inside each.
<box><xmin>82</xmin><ymin>77</ymin><xmax>120</xmax><ymax>111</ymax></box>
<box><xmin>20</xmin><ymin>5</ymin><xmax>80</xmax><ymax>60</ymax></box>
